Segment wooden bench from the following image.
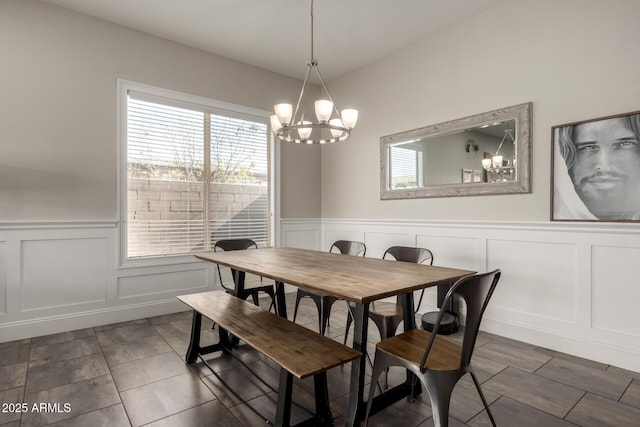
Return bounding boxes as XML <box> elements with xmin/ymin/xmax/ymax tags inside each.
<box><xmin>178</xmin><ymin>290</ymin><xmax>362</xmax><ymax>427</ymax></box>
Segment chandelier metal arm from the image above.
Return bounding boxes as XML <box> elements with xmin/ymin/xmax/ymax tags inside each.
<box><xmin>495</xmin><ymin>129</ymin><xmax>515</xmax><ymax>156</ymax></box>
<box><xmin>291</xmin><ymin>64</ymin><xmax>314</xmax><ymax>125</ymax></box>
<box><xmin>271</xmin><ymin>0</ymin><xmax>357</xmax><ymax>144</ymax></box>
<box><xmin>313</xmin><ymin>66</ymin><xmax>343</xmax><ymax>121</ymax></box>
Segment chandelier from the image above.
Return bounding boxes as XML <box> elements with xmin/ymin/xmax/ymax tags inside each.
<box><xmin>271</xmin><ymin>0</ymin><xmax>358</xmax><ymax>144</ymax></box>
<box><xmin>482</xmin><ymin>129</ymin><xmax>516</xmax><ymax>182</ymax></box>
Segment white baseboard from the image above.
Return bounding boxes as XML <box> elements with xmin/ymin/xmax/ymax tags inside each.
<box><xmin>0</xmin><ymin>299</ymin><xmax>188</xmax><ymax>342</ymax></box>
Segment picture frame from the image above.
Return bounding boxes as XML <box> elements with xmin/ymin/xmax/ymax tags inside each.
<box><xmin>472</xmin><ymin>169</ymin><xmax>483</xmax><ymax>182</ymax></box>
<box><xmin>461</xmin><ymin>168</ymin><xmax>472</xmax><ymax>183</ymax></box>
<box><xmin>551</xmin><ymin>110</ymin><xmax>640</xmax><ymax>221</ymax></box>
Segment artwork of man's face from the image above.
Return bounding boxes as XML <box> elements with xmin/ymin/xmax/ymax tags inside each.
<box><xmin>568</xmin><ymin>117</ymin><xmax>640</xmax><ymax>219</ymax></box>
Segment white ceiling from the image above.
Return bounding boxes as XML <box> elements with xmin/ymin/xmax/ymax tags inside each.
<box><xmin>41</xmin><ymin>0</ymin><xmax>501</xmax><ymax>81</ymax></box>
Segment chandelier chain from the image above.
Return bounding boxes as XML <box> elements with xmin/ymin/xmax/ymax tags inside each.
<box><xmin>310</xmin><ymin>0</ymin><xmax>314</xmax><ymax>60</ymax></box>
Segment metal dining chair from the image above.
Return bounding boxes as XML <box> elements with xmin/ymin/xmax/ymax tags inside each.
<box><xmin>343</xmin><ymin>246</ymin><xmax>433</xmax><ymax>387</ymax></box>
<box><xmin>214</xmin><ymin>238</ymin><xmax>275</xmax><ymax>311</ymax></box>
<box><xmin>292</xmin><ymin>240</ymin><xmax>366</xmax><ymax>335</ymax></box>
<box><xmin>364</xmin><ymin>269</ymin><xmax>500</xmax><ymax>427</ymax></box>
<box><xmin>344</xmin><ymin>246</ymin><xmax>434</xmax><ymax>344</ymax></box>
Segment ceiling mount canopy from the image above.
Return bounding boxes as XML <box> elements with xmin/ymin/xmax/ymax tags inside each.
<box><xmin>271</xmin><ymin>0</ymin><xmax>358</xmax><ymax>144</ymax></box>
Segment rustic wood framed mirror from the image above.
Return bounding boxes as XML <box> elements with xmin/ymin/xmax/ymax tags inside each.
<box><xmin>380</xmin><ymin>102</ymin><xmax>531</xmax><ymax>199</ymax></box>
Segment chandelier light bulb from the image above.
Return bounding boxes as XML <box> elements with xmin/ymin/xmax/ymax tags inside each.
<box><xmin>274</xmin><ymin>103</ymin><xmax>293</xmax><ymax>126</ymax></box>
<box><xmin>329</xmin><ymin>118</ymin><xmax>344</xmax><ymax>138</ymax></box>
<box><xmin>492</xmin><ymin>155</ymin><xmax>503</xmax><ymax>169</ymax></box>
<box><xmin>314</xmin><ymin>100</ymin><xmax>333</xmax><ymax>122</ymax></box>
<box><xmin>341</xmin><ymin>109</ymin><xmax>359</xmax><ymax>129</ymax></box>
<box><xmin>298</xmin><ymin>121</ymin><xmax>312</xmax><ymax>139</ymax></box>
<box><xmin>270</xmin><ymin>115</ymin><xmax>282</xmax><ymax>132</ymax></box>
<box><xmin>482</xmin><ymin>159</ymin><xmax>492</xmax><ymax>170</ymax></box>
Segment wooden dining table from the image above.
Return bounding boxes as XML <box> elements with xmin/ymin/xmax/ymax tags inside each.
<box><xmin>194</xmin><ymin>247</ymin><xmax>474</xmax><ymax>427</ymax></box>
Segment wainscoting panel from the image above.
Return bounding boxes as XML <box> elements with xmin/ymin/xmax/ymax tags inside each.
<box><xmin>591</xmin><ymin>244</ymin><xmax>640</xmax><ymax>338</ymax></box>
<box><xmin>281</xmin><ymin>219</ymin><xmax>640</xmax><ymax>372</ymax></box>
<box><xmin>0</xmin><ymin>222</ymin><xmax>213</xmax><ymax>343</ymax></box>
<box><xmin>281</xmin><ymin>223</ymin><xmax>320</xmax><ymax>250</ymax></box>
<box><xmin>0</xmin><ymin>241</ymin><xmax>6</xmax><ymax>316</ymax></box>
<box><xmin>21</xmin><ymin>237</ymin><xmax>108</xmax><ymax>313</ymax></box>
<box><xmin>362</xmin><ymin>231</ymin><xmax>415</xmax><ymax>259</ymax></box>
<box><xmin>416</xmin><ymin>234</ymin><xmax>479</xmax><ymax>270</ymax></box>
<box><xmin>486</xmin><ymin>239</ymin><xmax>578</xmax><ymax>324</ymax></box>
<box><xmin>117</xmin><ymin>268</ymin><xmax>210</xmax><ymax>301</ymax></box>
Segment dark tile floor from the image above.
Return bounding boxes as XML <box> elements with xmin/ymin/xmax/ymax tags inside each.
<box><xmin>1</xmin><ymin>291</ymin><xmax>639</xmax><ymax>426</ymax></box>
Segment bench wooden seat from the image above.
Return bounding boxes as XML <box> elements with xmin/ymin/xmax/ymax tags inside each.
<box><xmin>178</xmin><ymin>290</ymin><xmax>361</xmax><ymax>426</ymax></box>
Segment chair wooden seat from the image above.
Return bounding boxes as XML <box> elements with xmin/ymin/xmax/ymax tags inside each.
<box><xmin>369</xmin><ymin>300</ymin><xmax>403</xmax><ymax>317</ymax></box>
<box><xmin>377</xmin><ymin>329</ymin><xmax>461</xmax><ymax>371</ymax></box>
<box><xmin>179</xmin><ymin>290</ymin><xmax>361</xmax><ymax>426</ymax></box>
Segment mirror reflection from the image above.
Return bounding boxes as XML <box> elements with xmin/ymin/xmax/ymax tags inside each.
<box><xmin>380</xmin><ymin>102</ymin><xmax>531</xmax><ymax>199</ymax></box>
<box><xmin>388</xmin><ymin>120</ymin><xmax>517</xmax><ymax>189</ymax></box>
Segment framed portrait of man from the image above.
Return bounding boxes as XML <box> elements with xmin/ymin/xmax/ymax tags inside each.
<box><xmin>551</xmin><ymin>110</ymin><xmax>640</xmax><ymax>221</ymax></box>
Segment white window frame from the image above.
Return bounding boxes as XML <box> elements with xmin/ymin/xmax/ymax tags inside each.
<box><xmin>116</xmin><ymin>80</ymin><xmax>279</xmax><ymax>268</ymax></box>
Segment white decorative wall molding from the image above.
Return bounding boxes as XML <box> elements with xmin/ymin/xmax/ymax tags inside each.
<box><xmin>0</xmin><ymin>220</ymin><xmax>118</xmax><ymax>230</ymax></box>
<box><xmin>0</xmin><ymin>221</ymin><xmax>213</xmax><ymax>343</ymax></box>
<box><xmin>279</xmin><ymin>218</ymin><xmax>322</xmax><ymax>251</ymax></box>
<box><xmin>281</xmin><ymin>217</ymin><xmax>640</xmax><ymax>372</ymax></box>
<box><xmin>3</xmin><ymin>218</ymin><xmax>639</xmax><ymax>373</ymax></box>
<box><xmin>0</xmin><ymin>240</ymin><xmax>6</xmax><ymax>317</ymax></box>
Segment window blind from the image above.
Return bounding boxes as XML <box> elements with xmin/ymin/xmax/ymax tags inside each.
<box><xmin>126</xmin><ymin>93</ymin><xmax>271</xmax><ymax>259</ymax></box>
<box><xmin>390</xmin><ymin>145</ymin><xmax>420</xmax><ymax>189</ymax></box>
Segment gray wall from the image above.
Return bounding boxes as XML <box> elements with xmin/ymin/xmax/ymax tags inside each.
<box><xmin>0</xmin><ymin>0</ymin><xmax>320</xmax><ymax>221</ymax></box>
<box><xmin>321</xmin><ymin>0</ymin><xmax>640</xmax><ymax>220</ymax></box>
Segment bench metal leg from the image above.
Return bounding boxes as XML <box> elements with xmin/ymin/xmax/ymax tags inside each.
<box><xmin>186</xmin><ymin>311</ymin><xmax>202</xmax><ymax>363</ymax></box>
<box><xmin>275</xmin><ymin>368</ymin><xmax>293</xmax><ymax>427</ymax></box>
<box><xmin>313</xmin><ymin>371</ymin><xmax>333</xmax><ymax>425</ymax></box>
<box><xmin>186</xmin><ymin>310</ymin><xmax>225</xmax><ymax>363</ymax></box>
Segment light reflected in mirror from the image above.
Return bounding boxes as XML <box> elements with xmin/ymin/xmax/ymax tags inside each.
<box><xmin>381</xmin><ymin>103</ymin><xmax>531</xmax><ymax>199</ymax></box>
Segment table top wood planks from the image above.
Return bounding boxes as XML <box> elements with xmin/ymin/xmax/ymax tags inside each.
<box><xmin>195</xmin><ymin>247</ymin><xmax>474</xmax><ymax>304</ymax></box>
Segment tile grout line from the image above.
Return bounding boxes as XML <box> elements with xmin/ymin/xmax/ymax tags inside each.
<box><xmin>94</xmin><ymin>324</ymin><xmax>134</xmax><ymax>427</ymax></box>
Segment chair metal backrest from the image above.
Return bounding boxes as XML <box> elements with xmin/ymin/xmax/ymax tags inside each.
<box><xmin>330</xmin><ymin>240</ymin><xmax>366</xmax><ymax>257</ymax></box>
<box><xmin>383</xmin><ymin>246</ymin><xmax>433</xmax><ymax>309</ymax></box>
<box><xmin>383</xmin><ymin>246</ymin><xmax>433</xmax><ymax>265</ymax></box>
<box><xmin>213</xmin><ymin>239</ymin><xmax>258</xmax><ymax>291</ymax></box>
<box><xmin>213</xmin><ymin>238</ymin><xmax>258</xmax><ymax>252</ymax></box>
<box><xmin>420</xmin><ymin>269</ymin><xmax>501</xmax><ymax>373</ymax></box>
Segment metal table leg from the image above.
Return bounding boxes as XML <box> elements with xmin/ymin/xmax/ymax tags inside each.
<box><xmin>231</xmin><ymin>268</ymin><xmax>246</xmax><ymax>298</ymax></box>
<box><xmin>360</xmin><ymin>293</ymin><xmax>423</xmax><ymax>422</ymax></box>
<box><xmin>345</xmin><ymin>302</ymin><xmax>369</xmax><ymax>427</ymax></box>
<box><xmin>275</xmin><ymin>281</ymin><xmax>288</xmax><ymax>319</ymax></box>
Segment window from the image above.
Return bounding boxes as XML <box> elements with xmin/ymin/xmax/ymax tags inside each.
<box><xmin>120</xmin><ymin>82</ymin><xmax>274</xmax><ymax>261</ymax></box>
<box><xmin>389</xmin><ymin>144</ymin><xmax>423</xmax><ymax>189</ymax></box>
